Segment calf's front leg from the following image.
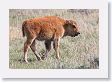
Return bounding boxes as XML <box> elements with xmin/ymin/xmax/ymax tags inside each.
<box><xmin>53</xmin><ymin>38</ymin><xmax>60</xmax><ymax>59</ymax></box>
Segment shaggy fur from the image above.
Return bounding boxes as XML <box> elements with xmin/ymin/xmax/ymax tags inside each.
<box><xmin>22</xmin><ymin>16</ymin><xmax>80</xmax><ymax>62</ymax></box>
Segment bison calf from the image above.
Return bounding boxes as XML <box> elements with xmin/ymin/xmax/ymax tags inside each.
<box><xmin>22</xmin><ymin>16</ymin><xmax>80</xmax><ymax>63</ymax></box>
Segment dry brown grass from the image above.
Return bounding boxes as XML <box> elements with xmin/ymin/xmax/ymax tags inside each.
<box><xmin>9</xmin><ymin>27</ymin><xmax>22</xmax><ymax>40</ymax></box>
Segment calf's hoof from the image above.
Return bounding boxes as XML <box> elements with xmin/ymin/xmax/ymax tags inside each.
<box><xmin>56</xmin><ymin>56</ymin><xmax>60</xmax><ymax>60</ymax></box>
<box><xmin>24</xmin><ymin>60</ymin><xmax>29</xmax><ymax>63</ymax></box>
<box><xmin>37</xmin><ymin>57</ymin><xmax>42</xmax><ymax>61</ymax></box>
<box><xmin>41</xmin><ymin>55</ymin><xmax>46</xmax><ymax>60</ymax></box>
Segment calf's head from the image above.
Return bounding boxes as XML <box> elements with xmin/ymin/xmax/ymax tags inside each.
<box><xmin>64</xmin><ymin>20</ymin><xmax>80</xmax><ymax>37</ymax></box>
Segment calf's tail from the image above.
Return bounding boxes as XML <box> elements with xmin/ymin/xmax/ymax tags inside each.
<box><xmin>22</xmin><ymin>21</ymin><xmax>26</xmax><ymax>37</ymax></box>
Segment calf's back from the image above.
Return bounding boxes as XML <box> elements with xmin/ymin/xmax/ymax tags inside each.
<box><xmin>22</xmin><ymin>16</ymin><xmax>65</xmax><ymax>41</ymax></box>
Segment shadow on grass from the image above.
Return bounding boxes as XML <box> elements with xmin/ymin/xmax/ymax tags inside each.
<box><xmin>12</xmin><ymin>58</ymin><xmax>37</xmax><ymax>63</ymax></box>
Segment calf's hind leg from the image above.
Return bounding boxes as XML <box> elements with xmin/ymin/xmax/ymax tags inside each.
<box><xmin>30</xmin><ymin>40</ymin><xmax>41</xmax><ymax>61</ymax></box>
<box><xmin>24</xmin><ymin>38</ymin><xmax>34</xmax><ymax>63</ymax></box>
<box><xmin>41</xmin><ymin>40</ymin><xmax>51</xmax><ymax>60</ymax></box>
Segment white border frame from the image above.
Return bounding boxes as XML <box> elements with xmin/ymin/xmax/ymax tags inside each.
<box><xmin>0</xmin><ymin>0</ymin><xmax>108</xmax><ymax>78</ymax></box>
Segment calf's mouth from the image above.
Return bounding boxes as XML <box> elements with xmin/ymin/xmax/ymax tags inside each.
<box><xmin>71</xmin><ymin>32</ymin><xmax>80</xmax><ymax>37</ymax></box>
<box><xmin>75</xmin><ymin>32</ymin><xmax>80</xmax><ymax>36</ymax></box>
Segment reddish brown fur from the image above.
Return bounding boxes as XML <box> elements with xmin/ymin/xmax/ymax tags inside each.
<box><xmin>22</xmin><ymin>16</ymin><xmax>80</xmax><ymax>62</ymax></box>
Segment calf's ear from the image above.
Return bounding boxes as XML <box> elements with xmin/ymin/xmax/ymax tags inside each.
<box><xmin>65</xmin><ymin>20</ymin><xmax>76</xmax><ymax>25</ymax></box>
<box><xmin>64</xmin><ymin>20</ymin><xmax>73</xmax><ymax>29</ymax></box>
<box><xmin>65</xmin><ymin>20</ymin><xmax>71</xmax><ymax>24</ymax></box>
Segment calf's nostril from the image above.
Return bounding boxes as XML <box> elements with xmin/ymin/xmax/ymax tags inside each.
<box><xmin>77</xmin><ymin>32</ymin><xmax>80</xmax><ymax>34</ymax></box>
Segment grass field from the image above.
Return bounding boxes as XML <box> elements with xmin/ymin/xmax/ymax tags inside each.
<box><xmin>9</xmin><ymin>9</ymin><xmax>99</xmax><ymax>69</ymax></box>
